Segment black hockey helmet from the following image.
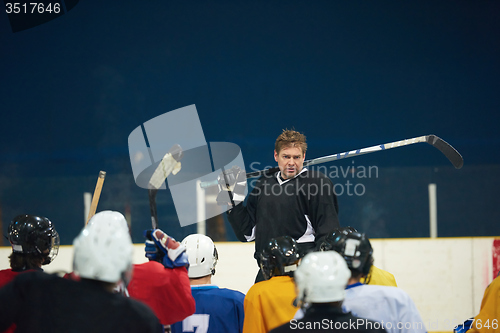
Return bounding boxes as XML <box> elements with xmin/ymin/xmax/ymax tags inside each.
<box><xmin>320</xmin><ymin>226</ymin><xmax>359</xmax><ymax>251</ymax></box>
<box><xmin>8</xmin><ymin>214</ymin><xmax>60</xmax><ymax>264</ymax></box>
<box><xmin>340</xmin><ymin>226</ymin><xmax>359</xmax><ymax>234</ymax></box>
<box><xmin>259</xmin><ymin>236</ymin><xmax>301</xmax><ymax>280</ymax></box>
<box><xmin>320</xmin><ymin>230</ymin><xmax>373</xmax><ymax>277</ymax></box>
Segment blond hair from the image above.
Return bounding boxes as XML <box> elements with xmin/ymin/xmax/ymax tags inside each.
<box><xmin>275</xmin><ymin>129</ymin><xmax>307</xmax><ymax>155</ymax></box>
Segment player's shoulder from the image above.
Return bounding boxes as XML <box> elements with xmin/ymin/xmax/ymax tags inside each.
<box><xmin>246</xmin><ymin>279</ymin><xmax>268</xmax><ymax>295</ymax></box>
<box><xmin>368</xmin><ymin>265</ymin><xmax>398</xmax><ymax>287</ymax></box>
<box><xmin>0</xmin><ymin>268</ymin><xmax>13</xmax><ymax>275</ymax></box>
<box><xmin>0</xmin><ymin>268</ymin><xmax>16</xmax><ymax>286</ymax></box>
<box><xmin>489</xmin><ymin>274</ymin><xmax>500</xmax><ymax>288</ymax></box>
<box><xmin>372</xmin><ymin>284</ymin><xmax>410</xmax><ymax>297</ymax></box>
<box><xmin>14</xmin><ymin>269</ymin><xmax>51</xmax><ymax>281</ymax></box>
<box><xmin>217</xmin><ymin>287</ymin><xmax>245</xmax><ymax>301</ymax></box>
<box><xmin>247</xmin><ymin>276</ymin><xmax>293</xmax><ymax>296</ymax></box>
<box><xmin>256</xmin><ymin>171</ymin><xmax>279</xmax><ymax>184</ymax></box>
<box><xmin>133</xmin><ymin>260</ymin><xmax>184</xmax><ymax>275</ymax></box>
<box><xmin>353</xmin><ymin>283</ymin><xmax>398</xmax><ymax>292</ymax></box>
<box><xmin>134</xmin><ymin>260</ymin><xmax>163</xmax><ymax>271</ymax></box>
<box><xmin>193</xmin><ymin>285</ymin><xmax>245</xmax><ymax>304</ymax></box>
<box><xmin>353</xmin><ymin>283</ymin><xmax>414</xmax><ymax>303</ymax></box>
<box><xmin>205</xmin><ymin>287</ymin><xmax>245</xmax><ymax>304</ymax></box>
<box><xmin>8</xmin><ymin>270</ymin><xmax>62</xmax><ymax>291</ymax></box>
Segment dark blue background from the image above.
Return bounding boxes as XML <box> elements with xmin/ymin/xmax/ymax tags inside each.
<box><xmin>1</xmin><ymin>1</ymin><xmax>499</xmax><ymax>244</ymax></box>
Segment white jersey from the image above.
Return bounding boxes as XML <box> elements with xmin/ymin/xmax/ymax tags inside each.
<box><xmin>342</xmin><ymin>283</ymin><xmax>427</xmax><ymax>333</ymax></box>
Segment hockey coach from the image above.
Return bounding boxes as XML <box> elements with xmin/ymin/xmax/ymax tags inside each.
<box><xmin>226</xmin><ymin>129</ymin><xmax>340</xmax><ymax>282</ymax></box>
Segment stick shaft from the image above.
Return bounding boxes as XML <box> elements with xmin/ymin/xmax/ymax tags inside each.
<box><xmin>86</xmin><ymin>171</ymin><xmax>106</xmax><ymax>225</ymax></box>
<box><xmin>199</xmin><ymin>135</ymin><xmax>462</xmax><ymax>187</ymax></box>
<box><xmin>245</xmin><ymin>136</ymin><xmax>433</xmax><ymax>178</ymax></box>
<box><xmin>304</xmin><ymin>136</ymin><xmax>428</xmax><ymax>168</ymax></box>
<box><xmin>148</xmin><ymin>189</ymin><xmax>159</xmax><ymax>230</ymax></box>
<box><xmin>218</xmin><ymin>134</ymin><xmax>461</xmax><ymax>182</ymax></box>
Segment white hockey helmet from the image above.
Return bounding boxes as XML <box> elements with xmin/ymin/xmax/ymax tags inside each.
<box><xmin>73</xmin><ymin>211</ymin><xmax>133</xmax><ymax>284</ymax></box>
<box><xmin>182</xmin><ymin>234</ymin><xmax>218</xmax><ymax>279</ymax></box>
<box><xmin>294</xmin><ymin>251</ymin><xmax>351</xmax><ymax>303</ymax></box>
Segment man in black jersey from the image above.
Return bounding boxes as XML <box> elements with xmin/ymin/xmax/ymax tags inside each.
<box><xmin>227</xmin><ymin>129</ymin><xmax>340</xmax><ymax>282</ymax></box>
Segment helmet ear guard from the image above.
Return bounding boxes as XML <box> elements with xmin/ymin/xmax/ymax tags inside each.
<box><xmin>211</xmin><ymin>247</ymin><xmax>219</xmax><ymax>276</ymax></box>
<box><xmin>41</xmin><ymin>230</ymin><xmax>60</xmax><ymax>265</ymax></box>
<box><xmin>258</xmin><ymin>252</ymin><xmax>273</xmax><ymax>281</ymax></box>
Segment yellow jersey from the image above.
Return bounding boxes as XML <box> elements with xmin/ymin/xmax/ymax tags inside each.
<box><xmin>243</xmin><ymin>276</ymin><xmax>297</xmax><ymax>333</ymax></box>
<box><xmin>361</xmin><ymin>265</ymin><xmax>398</xmax><ymax>287</ymax></box>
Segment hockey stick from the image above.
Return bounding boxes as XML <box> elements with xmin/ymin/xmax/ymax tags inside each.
<box><xmin>148</xmin><ymin>144</ymin><xmax>183</xmax><ymax>229</ymax></box>
<box><xmin>86</xmin><ymin>171</ymin><xmax>106</xmax><ymax>225</ymax></box>
<box><xmin>200</xmin><ymin>134</ymin><xmax>463</xmax><ymax>188</ymax></box>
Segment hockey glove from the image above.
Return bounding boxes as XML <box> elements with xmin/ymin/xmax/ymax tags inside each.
<box><xmin>144</xmin><ymin>237</ymin><xmax>164</xmax><ymax>262</ymax></box>
<box><xmin>216</xmin><ymin>165</ymin><xmax>247</xmax><ymax>207</ymax></box>
<box><xmin>144</xmin><ymin>229</ymin><xmax>189</xmax><ymax>269</ymax></box>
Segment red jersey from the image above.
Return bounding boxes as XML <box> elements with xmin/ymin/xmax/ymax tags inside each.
<box><xmin>0</xmin><ymin>269</ymin><xmax>22</xmax><ymax>288</ymax></box>
<box><xmin>127</xmin><ymin>261</ymin><xmax>195</xmax><ymax>325</ymax></box>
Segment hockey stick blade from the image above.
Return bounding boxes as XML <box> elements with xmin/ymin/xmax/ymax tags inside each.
<box><xmin>148</xmin><ymin>144</ymin><xmax>183</xmax><ymax>190</ymax></box>
<box><xmin>426</xmin><ymin>135</ymin><xmax>463</xmax><ymax>169</ymax></box>
<box><xmin>148</xmin><ymin>144</ymin><xmax>183</xmax><ymax>229</ymax></box>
